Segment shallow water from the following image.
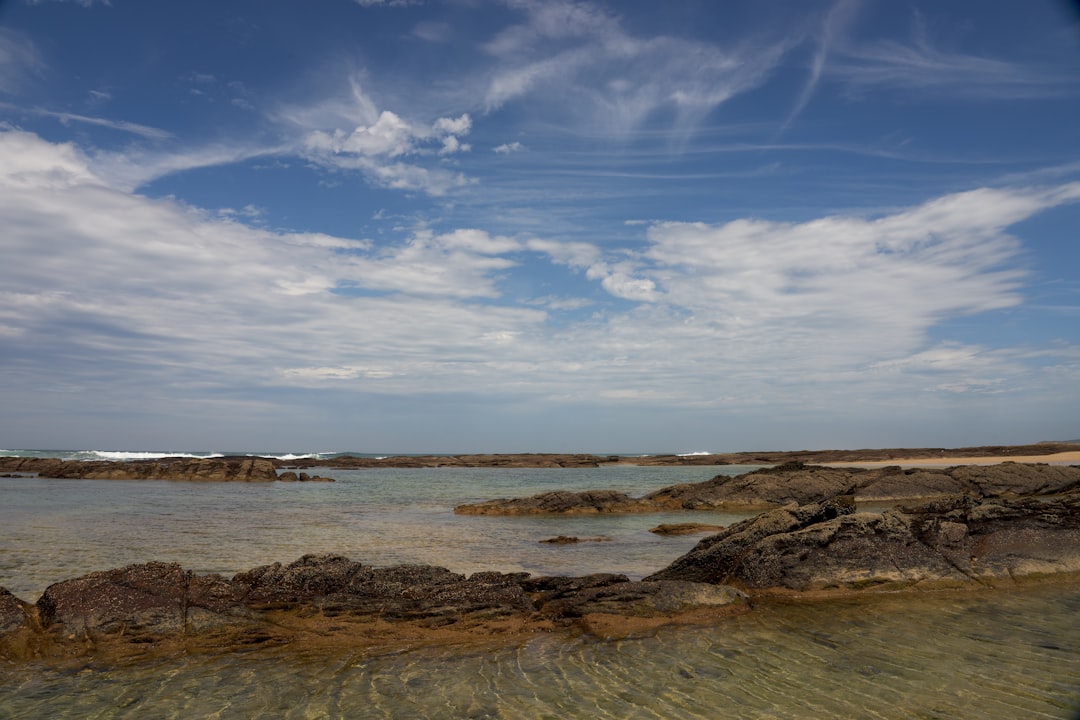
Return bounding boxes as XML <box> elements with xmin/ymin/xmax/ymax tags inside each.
<box><xmin>0</xmin><ymin>465</ymin><xmax>753</xmax><ymax>599</ymax></box>
<box><xmin>2</xmin><ymin>466</ymin><xmax>1079</xmax><ymax>718</ymax></box>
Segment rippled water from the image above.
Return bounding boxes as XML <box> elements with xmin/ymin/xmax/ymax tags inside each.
<box><xmin>2</xmin><ymin>466</ymin><xmax>1079</xmax><ymax>718</ymax></box>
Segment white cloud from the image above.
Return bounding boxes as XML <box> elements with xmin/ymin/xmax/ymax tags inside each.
<box><xmin>495</xmin><ymin>141</ymin><xmax>526</xmax><ymax>154</ymax></box>
<box><xmin>2</xmin><ymin>130</ymin><xmax>1079</xmax><ymax>437</ymax></box>
<box><xmin>0</xmin><ymin>130</ymin><xmax>545</xmax><ymax>405</ymax></box>
<box><xmin>283</xmin><ymin>80</ymin><xmax>474</xmax><ymax>195</ymax></box>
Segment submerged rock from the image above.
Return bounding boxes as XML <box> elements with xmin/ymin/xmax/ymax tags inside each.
<box><xmin>539</xmin><ymin>536</ymin><xmax>613</xmax><ymax>544</ymax></box>
<box><xmin>455</xmin><ymin>489</ymin><xmax>649</xmax><ymax>515</ymax></box>
<box><xmin>649</xmin><ymin>523</ymin><xmax>727</xmax><ymax>536</ymax></box>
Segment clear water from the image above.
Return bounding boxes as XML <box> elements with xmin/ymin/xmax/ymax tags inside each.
<box><xmin>2</xmin><ymin>465</ymin><xmax>1079</xmax><ymax>719</ymax></box>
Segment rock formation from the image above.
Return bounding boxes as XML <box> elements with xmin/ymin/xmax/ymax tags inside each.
<box><xmin>0</xmin><ymin>556</ymin><xmax>750</xmax><ymax>661</ymax></box>
<box><xmin>649</xmin><ymin>523</ymin><xmax>727</xmax><ymax>536</ymax></box>
<box><xmin>277</xmin><ymin>443</ymin><xmax>1080</xmax><ymax>469</ymax></box>
<box><xmin>455</xmin><ymin>462</ymin><xmax>1080</xmax><ymax>515</ymax></box>
<box><xmin>0</xmin><ymin>457</ymin><xmax>332</xmax><ymax>482</ymax></box>
<box><xmin>647</xmin><ymin>491</ymin><xmax>1080</xmax><ymax>592</ymax></box>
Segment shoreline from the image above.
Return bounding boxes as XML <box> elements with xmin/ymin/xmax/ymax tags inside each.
<box><xmin>822</xmin><ymin>451</ymin><xmax>1080</xmax><ymax>468</ymax></box>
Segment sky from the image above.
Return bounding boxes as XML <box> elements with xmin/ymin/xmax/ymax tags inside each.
<box><xmin>1</xmin><ymin>0</ymin><xmax>1079</xmax><ymax>454</ymax></box>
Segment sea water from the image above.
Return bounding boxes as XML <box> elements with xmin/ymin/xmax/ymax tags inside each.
<box><xmin>1</xmin><ymin>460</ymin><xmax>1078</xmax><ymax>718</ymax></box>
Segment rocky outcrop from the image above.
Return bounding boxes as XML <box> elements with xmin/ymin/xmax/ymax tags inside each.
<box><xmin>539</xmin><ymin>536</ymin><xmax>612</xmax><ymax>544</ymax></box>
<box><xmin>647</xmin><ymin>491</ymin><xmax>1080</xmax><ymax>593</ymax></box>
<box><xmin>0</xmin><ymin>555</ymin><xmax>749</xmax><ymax>661</ymax></box>
<box><xmin>456</xmin><ymin>489</ymin><xmax>651</xmax><ymax>515</ymax></box>
<box><xmin>279</xmin><ymin>443</ymin><xmax>1080</xmax><ymax>469</ymax></box>
<box><xmin>0</xmin><ymin>457</ymin><xmax>301</xmax><ymax>482</ymax></box>
<box><xmin>3</xmin><ymin>486</ymin><xmax>1079</xmax><ymax>661</ymax></box>
<box><xmin>643</xmin><ymin>461</ymin><xmax>866</xmax><ymax>511</ymax></box>
<box><xmin>455</xmin><ymin>462</ymin><xmax>1080</xmax><ymax>515</ymax></box>
<box><xmin>36</xmin><ymin>562</ymin><xmax>252</xmax><ymax>641</ymax></box>
<box><xmin>276</xmin><ymin>471</ymin><xmax>335</xmax><ymax>482</ymax></box>
<box><xmin>649</xmin><ymin>523</ymin><xmax>727</xmax><ymax>536</ymax></box>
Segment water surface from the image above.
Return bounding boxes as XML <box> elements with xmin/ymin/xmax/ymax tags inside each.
<box><xmin>2</xmin><ymin>465</ymin><xmax>1078</xmax><ymax>718</ymax></box>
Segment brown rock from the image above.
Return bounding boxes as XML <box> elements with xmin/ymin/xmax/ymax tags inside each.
<box><xmin>648</xmin><ymin>491</ymin><xmax>1080</xmax><ymax>593</ymax></box>
<box><xmin>456</xmin><ymin>489</ymin><xmax>648</xmax><ymax>515</ymax></box>
<box><xmin>0</xmin><ymin>587</ymin><xmax>31</xmax><ymax>634</ymax></box>
<box><xmin>37</xmin><ymin>562</ymin><xmax>249</xmax><ymax>639</ymax></box>
<box><xmin>0</xmin><ymin>457</ymin><xmax>279</xmax><ymax>482</ymax></box>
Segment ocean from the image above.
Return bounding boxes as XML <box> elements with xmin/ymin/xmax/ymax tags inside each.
<box><xmin>1</xmin><ymin>450</ymin><xmax>1078</xmax><ymax>718</ymax></box>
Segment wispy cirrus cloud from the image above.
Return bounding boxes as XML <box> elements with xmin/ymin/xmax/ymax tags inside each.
<box><xmin>0</xmin><ymin>28</ymin><xmax>45</xmax><ymax>95</ymax></box>
<box><xmin>482</xmin><ymin>0</ymin><xmax>799</xmax><ymax>136</ymax></box>
<box><xmin>828</xmin><ymin>12</ymin><xmax>1078</xmax><ymax>100</ymax></box>
<box><xmin>2</xmin><ymin>129</ymin><xmax>1078</xmax><ymax>441</ymax></box>
<box><xmin>23</xmin><ymin>0</ymin><xmax>111</xmax><ymax>6</ymax></box>
<box><xmin>0</xmin><ymin>103</ymin><xmax>173</xmax><ymax>140</ymax></box>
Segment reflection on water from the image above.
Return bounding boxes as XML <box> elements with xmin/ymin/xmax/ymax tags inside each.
<box><xmin>2</xmin><ymin>467</ymin><xmax>1079</xmax><ymax>718</ymax></box>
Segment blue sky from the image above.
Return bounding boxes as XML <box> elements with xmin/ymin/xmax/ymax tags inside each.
<box><xmin>1</xmin><ymin>0</ymin><xmax>1079</xmax><ymax>453</ymax></box>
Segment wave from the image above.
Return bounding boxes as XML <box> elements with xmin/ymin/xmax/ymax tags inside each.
<box><xmin>252</xmin><ymin>453</ymin><xmax>337</xmax><ymax>461</ymax></box>
<box><xmin>676</xmin><ymin>451</ymin><xmax>714</xmax><ymax>457</ymax></box>
<box><xmin>77</xmin><ymin>451</ymin><xmax>227</xmax><ymax>461</ymax></box>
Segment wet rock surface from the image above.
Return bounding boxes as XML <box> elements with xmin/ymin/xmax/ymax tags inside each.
<box><xmin>649</xmin><ymin>523</ymin><xmax>727</xmax><ymax>536</ymax></box>
<box><xmin>0</xmin><ymin>556</ymin><xmax>749</xmax><ymax>661</ymax></box>
<box><xmin>455</xmin><ymin>462</ymin><xmax>1080</xmax><ymax>515</ymax></box>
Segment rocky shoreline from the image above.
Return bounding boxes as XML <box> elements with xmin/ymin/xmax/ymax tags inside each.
<box><xmin>455</xmin><ymin>461</ymin><xmax>1080</xmax><ymax>514</ymax></box>
<box><xmin>0</xmin><ymin>456</ymin><xmax>335</xmax><ymax>482</ymax></box>
<box><xmin>2</xmin><ymin>461</ymin><xmax>1078</xmax><ymax>664</ymax></box>
<box><xmin>278</xmin><ymin>443</ymin><xmax>1080</xmax><ymax>468</ymax></box>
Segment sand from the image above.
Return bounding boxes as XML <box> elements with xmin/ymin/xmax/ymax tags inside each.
<box><xmin>825</xmin><ymin>451</ymin><xmax>1080</xmax><ymax>469</ymax></box>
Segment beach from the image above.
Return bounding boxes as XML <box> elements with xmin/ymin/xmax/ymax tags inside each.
<box><xmin>825</xmin><ymin>451</ymin><xmax>1080</xmax><ymax>468</ymax></box>
<box><xmin>2</xmin><ymin>450</ymin><xmax>1079</xmax><ymax>718</ymax></box>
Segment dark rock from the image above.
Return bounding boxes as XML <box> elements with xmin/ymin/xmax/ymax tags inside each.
<box><xmin>456</xmin><ymin>489</ymin><xmax>648</xmax><ymax>515</ymax></box>
<box><xmin>645</xmin><ymin>466</ymin><xmax>863</xmax><ymax>511</ymax></box>
<box><xmin>0</xmin><ymin>457</ymin><xmax>279</xmax><ymax>482</ymax></box>
<box><xmin>650</xmin><ymin>523</ymin><xmax>727</xmax><ymax>535</ymax></box>
<box><xmin>455</xmin><ymin>463</ymin><xmax>1080</xmax><ymax>516</ymax></box>
<box><xmin>233</xmin><ymin>554</ymin><xmax>367</xmax><ymax>605</ymax></box>
<box><xmin>37</xmin><ymin>562</ymin><xmax>249</xmax><ymax>639</ymax></box>
<box><xmin>539</xmin><ymin>536</ymin><xmax>612</xmax><ymax>544</ymax></box>
<box><xmin>0</xmin><ymin>587</ymin><xmax>31</xmax><ymax>634</ymax></box>
<box><xmin>648</xmin><ymin>491</ymin><xmax>1080</xmax><ymax>592</ymax></box>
